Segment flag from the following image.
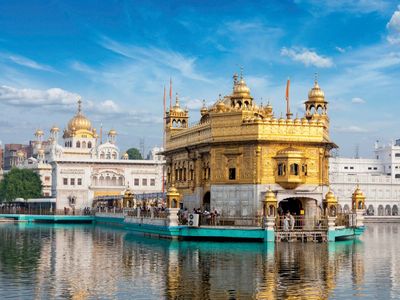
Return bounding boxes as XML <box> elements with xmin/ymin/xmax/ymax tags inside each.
<box><xmin>285</xmin><ymin>78</ymin><xmax>290</xmax><ymax>101</ymax></box>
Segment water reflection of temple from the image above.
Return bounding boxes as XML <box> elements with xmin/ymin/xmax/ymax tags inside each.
<box><xmin>3</xmin><ymin>224</ymin><xmax>399</xmax><ymax>299</ymax></box>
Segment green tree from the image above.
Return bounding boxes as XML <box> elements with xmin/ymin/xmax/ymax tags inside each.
<box><xmin>0</xmin><ymin>168</ymin><xmax>42</xmax><ymax>202</ymax></box>
<box><xmin>126</xmin><ymin>147</ymin><xmax>143</xmax><ymax>160</ymax></box>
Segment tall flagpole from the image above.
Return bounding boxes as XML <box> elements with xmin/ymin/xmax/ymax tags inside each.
<box><xmin>286</xmin><ymin>78</ymin><xmax>292</xmax><ymax>119</ymax></box>
<box><xmin>162</xmin><ymin>85</ymin><xmax>166</xmax><ymax>201</ymax></box>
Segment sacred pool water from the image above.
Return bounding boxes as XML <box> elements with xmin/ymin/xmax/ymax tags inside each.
<box><xmin>0</xmin><ymin>223</ymin><xmax>398</xmax><ymax>299</ymax></box>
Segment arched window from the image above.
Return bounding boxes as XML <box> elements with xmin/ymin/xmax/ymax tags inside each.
<box><xmin>378</xmin><ymin>205</ymin><xmax>384</xmax><ymax>216</ymax></box>
<box><xmin>112</xmin><ymin>152</ymin><xmax>117</xmax><ymax>159</ymax></box>
<box><xmin>367</xmin><ymin>205</ymin><xmax>375</xmax><ymax>216</ymax></box>
<box><xmin>393</xmin><ymin>205</ymin><xmax>399</xmax><ymax>216</ymax></box>
<box><xmin>88</xmin><ymin>141</ymin><xmax>92</xmax><ymax>149</ymax></box>
<box><xmin>385</xmin><ymin>205</ymin><xmax>391</xmax><ymax>216</ymax></box>
<box><xmin>278</xmin><ymin>163</ymin><xmax>286</xmax><ymax>176</ymax></box>
<box><xmin>343</xmin><ymin>204</ymin><xmax>350</xmax><ymax>213</ymax></box>
<box><xmin>76</xmin><ymin>141</ymin><xmax>81</xmax><ymax>148</ymax></box>
<box><xmin>290</xmin><ymin>163</ymin><xmax>299</xmax><ymax>176</ymax></box>
<box><xmin>100</xmin><ymin>152</ymin><xmax>105</xmax><ymax>159</ymax></box>
<box><xmin>82</xmin><ymin>141</ymin><xmax>87</xmax><ymax>148</ymax></box>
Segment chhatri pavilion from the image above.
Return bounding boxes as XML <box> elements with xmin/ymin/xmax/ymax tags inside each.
<box><xmin>164</xmin><ymin>72</ymin><xmax>339</xmax><ymax>220</ymax></box>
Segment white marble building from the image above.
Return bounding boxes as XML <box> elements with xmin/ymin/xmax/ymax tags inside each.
<box><xmin>18</xmin><ymin>99</ymin><xmax>165</xmax><ymax>209</ymax></box>
<box><xmin>329</xmin><ymin>140</ymin><xmax>400</xmax><ymax>216</ymax></box>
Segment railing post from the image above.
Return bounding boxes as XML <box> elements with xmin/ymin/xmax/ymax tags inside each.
<box><xmin>167</xmin><ymin>208</ymin><xmax>180</xmax><ymax>226</ymax></box>
<box><xmin>327</xmin><ymin>216</ymin><xmax>336</xmax><ymax>242</ymax></box>
<box><xmin>264</xmin><ymin>216</ymin><xmax>276</xmax><ymax>242</ymax></box>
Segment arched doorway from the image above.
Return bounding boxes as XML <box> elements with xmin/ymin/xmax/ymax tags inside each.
<box><xmin>202</xmin><ymin>191</ymin><xmax>210</xmax><ymax>211</ymax></box>
<box><xmin>385</xmin><ymin>205</ymin><xmax>391</xmax><ymax>216</ymax></box>
<box><xmin>393</xmin><ymin>205</ymin><xmax>399</xmax><ymax>216</ymax></box>
<box><xmin>378</xmin><ymin>205</ymin><xmax>384</xmax><ymax>216</ymax></box>
<box><xmin>278</xmin><ymin>198</ymin><xmax>303</xmax><ymax>216</ymax></box>
<box><xmin>367</xmin><ymin>205</ymin><xmax>375</xmax><ymax>216</ymax></box>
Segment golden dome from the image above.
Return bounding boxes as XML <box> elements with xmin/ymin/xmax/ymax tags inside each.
<box><xmin>233</xmin><ymin>77</ymin><xmax>251</xmax><ymax>96</ymax></box>
<box><xmin>264</xmin><ymin>188</ymin><xmax>277</xmax><ymax>202</ymax></box>
<box><xmin>108</xmin><ymin>129</ymin><xmax>117</xmax><ymax>136</ymax></box>
<box><xmin>352</xmin><ymin>186</ymin><xmax>365</xmax><ymax>197</ymax></box>
<box><xmin>16</xmin><ymin>150</ymin><xmax>25</xmax><ymax>158</ymax></box>
<box><xmin>37</xmin><ymin>148</ymin><xmax>45</xmax><ymax>155</ymax></box>
<box><xmin>171</xmin><ymin>93</ymin><xmax>184</xmax><ymax>113</ymax></box>
<box><xmin>50</xmin><ymin>125</ymin><xmax>59</xmax><ymax>133</ymax></box>
<box><xmin>67</xmin><ymin>98</ymin><xmax>92</xmax><ymax>132</ymax></box>
<box><xmin>122</xmin><ymin>152</ymin><xmax>129</xmax><ymax>159</ymax></box>
<box><xmin>35</xmin><ymin>129</ymin><xmax>44</xmax><ymax>136</ymax></box>
<box><xmin>325</xmin><ymin>189</ymin><xmax>337</xmax><ymax>202</ymax></box>
<box><xmin>308</xmin><ymin>80</ymin><xmax>326</xmax><ymax>102</ymax></box>
<box><xmin>216</xmin><ymin>101</ymin><xmax>226</xmax><ymax>111</ymax></box>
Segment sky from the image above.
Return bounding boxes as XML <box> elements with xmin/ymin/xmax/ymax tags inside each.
<box><xmin>0</xmin><ymin>0</ymin><xmax>400</xmax><ymax>157</ymax></box>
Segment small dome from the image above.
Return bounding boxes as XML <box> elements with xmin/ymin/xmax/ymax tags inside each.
<box><xmin>122</xmin><ymin>152</ymin><xmax>129</xmax><ymax>160</ymax></box>
<box><xmin>278</xmin><ymin>116</ymin><xmax>286</xmax><ymax>125</ymax></box>
<box><xmin>50</xmin><ymin>125</ymin><xmax>59</xmax><ymax>133</ymax></box>
<box><xmin>264</xmin><ymin>188</ymin><xmax>277</xmax><ymax>202</ymax></box>
<box><xmin>216</xmin><ymin>101</ymin><xmax>226</xmax><ymax>111</ymax></box>
<box><xmin>294</xmin><ymin>117</ymin><xmax>302</xmax><ymax>125</ymax></box>
<box><xmin>35</xmin><ymin>129</ymin><xmax>44</xmax><ymax>136</ymax></box>
<box><xmin>352</xmin><ymin>186</ymin><xmax>365</xmax><ymax>197</ymax></box>
<box><xmin>301</xmin><ymin>117</ymin><xmax>308</xmax><ymax>125</ymax></box>
<box><xmin>325</xmin><ymin>189</ymin><xmax>336</xmax><ymax>201</ymax></box>
<box><xmin>16</xmin><ymin>150</ymin><xmax>25</xmax><ymax>158</ymax></box>
<box><xmin>37</xmin><ymin>148</ymin><xmax>45</xmax><ymax>155</ymax></box>
<box><xmin>308</xmin><ymin>80</ymin><xmax>325</xmax><ymax>102</ymax></box>
<box><xmin>108</xmin><ymin>129</ymin><xmax>117</xmax><ymax>136</ymax></box>
<box><xmin>233</xmin><ymin>78</ymin><xmax>251</xmax><ymax>95</ymax></box>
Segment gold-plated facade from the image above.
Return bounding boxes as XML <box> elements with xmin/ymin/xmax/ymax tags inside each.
<box><xmin>164</xmin><ymin>73</ymin><xmax>336</xmax><ymax>216</ymax></box>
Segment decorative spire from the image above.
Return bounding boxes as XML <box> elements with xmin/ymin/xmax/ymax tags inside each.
<box><xmin>314</xmin><ymin>72</ymin><xmax>319</xmax><ymax>86</ymax></box>
<box><xmin>240</xmin><ymin>66</ymin><xmax>244</xmax><ymax>80</ymax></box>
<box><xmin>233</xmin><ymin>73</ymin><xmax>238</xmax><ymax>85</ymax></box>
<box><xmin>77</xmin><ymin>97</ymin><xmax>82</xmax><ymax>114</ymax></box>
<box><xmin>175</xmin><ymin>92</ymin><xmax>180</xmax><ymax>107</ymax></box>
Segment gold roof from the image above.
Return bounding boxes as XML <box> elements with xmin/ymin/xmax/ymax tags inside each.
<box><xmin>108</xmin><ymin>129</ymin><xmax>117</xmax><ymax>136</ymax></box>
<box><xmin>35</xmin><ymin>129</ymin><xmax>44</xmax><ymax>136</ymax></box>
<box><xmin>232</xmin><ymin>74</ymin><xmax>251</xmax><ymax>97</ymax></box>
<box><xmin>307</xmin><ymin>79</ymin><xmax>326</xmax><ymax>103</ymax></box>
<box><xmin>325</xmin><ymin>189</ymin><xmax>337</xmax><ymax>203</ymax></box>
<box><xmin>50</xmin><ymin>125</ymin><xmax>60</xmax><ymax>133</ymax></box>
<box><xmin>352</xmin><ymin>186</ymin><xmax>365</xmax><ymax>198</ymax></box>
<box><xmin>67</xmin><ymin>98</ymin><xmax>92</xmax><ymax>132</ymax></box>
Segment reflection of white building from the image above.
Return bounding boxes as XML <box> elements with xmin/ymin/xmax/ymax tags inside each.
<box><xmin>18</xmin><ymin>99</ymin><xmax>165</xmax><ymax>209</ymax></box>
<box><xmin>330</xmin><ymin>140</ymin><xmax>400</xmax><ymax>216</ymax></box>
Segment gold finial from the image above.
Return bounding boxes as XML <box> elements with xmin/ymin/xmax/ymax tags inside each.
<box><xmin>202</xmin><ymin>99</ymin><xmax>206</xmax><ymax>107</ymax></box>
<box><xmin>218</xmin><ymin>93</ymin><xmax>222</xmax><ymax>101</ymax></box>
<box><xmin>240</xmin><ymin>66</ymin><xmax>244</xmax><ymax>80</ymax></box>
<box><xmin>175</xmin><ymin>92</ymin><xmax>180</xmax><ymax>107</ymax></box>
<box><xmin>77</xmin><ymin>97</ymin><xmax>82</xmax><ymax>114</ymax></box>
<box><xmin>233</xmin><ymin>73</ymin><xmax>238</xmax><ymax>85</ymax></box>
<box><xmin>314</xmin><ymin>72</ymin><xmax>318</xmax><ymax>85</ymax></box>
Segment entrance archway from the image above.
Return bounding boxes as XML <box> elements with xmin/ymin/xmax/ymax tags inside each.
<box><xmin>202</xmin><ymin>191</ymin><xmax>210</xmax><ymax>211</ymax></box>
<box><xmin>278</xmin><ymin>198</ymin><xmax>303</xmax><ymax>216</ymax></box>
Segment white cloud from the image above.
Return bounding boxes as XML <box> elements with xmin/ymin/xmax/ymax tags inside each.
<box><xmin>295</xmin><ymin>0</ymin><xmax>391</xmax><ymax>15</ymax></box>
<box><xmin>351</xmin><ymin>97</ymin><xmax>366</xmax><ymax>104</ymax></box>
<box><xmin>334</xmin><ymin>125</ymin><xmax>369</xmax><ymax>133</ymax></box>
<box><xmin>0</xmin><ymin>85</ymin><xmax>78</xmax><ymax>107</ymax></box>
<box><xmin>0</xmin><ymin>53</ymin><xmax>56</xmax><ymax>72</ymax></box>
<box><xmin>99</xmin><ymin>36</ymin><xmax>209</xmax><ymax>82</ymax></box>
<box><xmin>280</xmin><ymin>47</ymin><xmax>333</xmax><ymax>68</ymax></box>
<box><xmin>387</xmin><ymin>6</ymin><xmax>400</xmax><ymax>44</ymax></box>
<box><xmin>335</xmin><ymin>46</ymin><xmax>346</xmax><ymax>53</ymax></box>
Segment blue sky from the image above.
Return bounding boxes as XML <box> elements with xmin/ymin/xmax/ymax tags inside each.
<box><xmin>0</xmin><ymin>0</ymin><xmax>400</xmax><ymax>157</ymax></box>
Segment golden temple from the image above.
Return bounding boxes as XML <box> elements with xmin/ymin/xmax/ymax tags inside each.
<box><xmin>164</xmin><ymin>72</ymin><xmax>337</xmax><ymax>219</ymax></box>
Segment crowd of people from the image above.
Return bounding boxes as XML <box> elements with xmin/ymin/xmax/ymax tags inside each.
<box><xmin>179</xmin><ymin>207</ymin><xmax>220</xmax><ymax>226</ymax></box>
